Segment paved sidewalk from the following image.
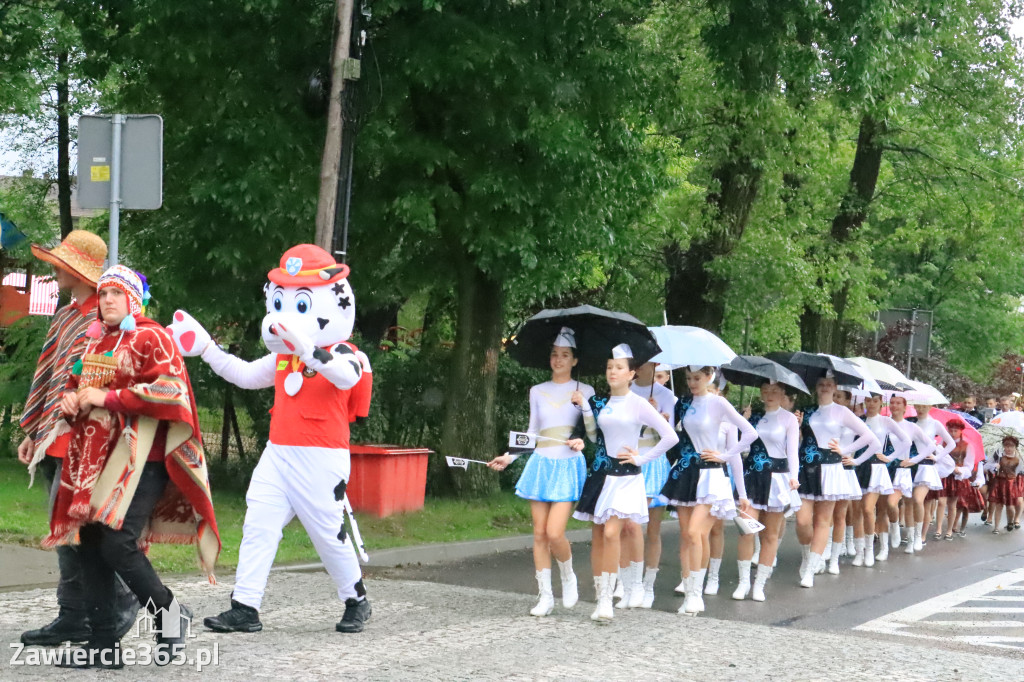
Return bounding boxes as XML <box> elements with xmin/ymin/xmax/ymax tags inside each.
<box><xmin>1</xmin><ymin>570</ymin><xmax>1019</xmax><ymax>681</ymax></box>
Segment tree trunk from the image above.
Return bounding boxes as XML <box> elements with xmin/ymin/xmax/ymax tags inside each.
<box><xmin>436</xmin><ymin>259</ymin><xmax>503</xmax><ymax>497</ymax></box>
<box><xmin>817</xmin><ymin>114</ymin><xmax>886</xmax><ymax>355</ymax></box>
<box><xmin>664</xmin><ymin>153</ymin><xmax>761</xmax><ymax>331</ymax></box>
<box><xmin>56</xmin><ymin>50</ymin><xmax>73</xmax><ymax>238</ymax></box>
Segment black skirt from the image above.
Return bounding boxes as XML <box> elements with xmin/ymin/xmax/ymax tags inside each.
<box><xmin>659</xmin><ymin>462</ymin><xmax>701</xmax><ymax>505</ymax></box>
<box><xmin>575</xmin><ymin>470</ymin><xmax>608</xmax><ymax>518</ymax></box>
<box><xmin>799</xmin><ymin>461</ymin><xmax>822</xmax><ymax>498</ymax></box>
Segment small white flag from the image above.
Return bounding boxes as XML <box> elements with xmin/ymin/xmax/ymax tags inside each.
<box><xmin>509</xmin><ymin>431</ymin><xmax>537</xmax><ymax>452</ymax></box>
<box><xmin>445</xmin><ymin>456</ymin><xmax>490</xmax><ymax>469</ymax></box>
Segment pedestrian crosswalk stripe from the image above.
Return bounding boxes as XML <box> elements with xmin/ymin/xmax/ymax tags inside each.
<box><xmin>856</xmin><ymin>568</ymin><xmax>1024</xmax><ymax>650</ymax></box>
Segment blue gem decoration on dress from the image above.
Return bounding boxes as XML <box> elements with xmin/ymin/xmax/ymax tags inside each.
<box><xmin>803</xmin><ymin>441</ymin><xmax>820</xmax><ymax>464</ymax></box>
<box><xmin>285</xmin><ymin>257</ymin><xmax>302</xmax><ymax>276</ymax></box>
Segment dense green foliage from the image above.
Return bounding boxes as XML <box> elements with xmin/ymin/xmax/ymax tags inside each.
<box><xmin>3</xmin><ymin>0</ymin><xmax>1024</xmax><ymax>495</ymax></box>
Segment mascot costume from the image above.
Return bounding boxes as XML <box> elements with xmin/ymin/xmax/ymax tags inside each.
<box><xmin>167</xmin><ymin>244</ymin><xmax>373</xmax><ymax>633</ymax></box>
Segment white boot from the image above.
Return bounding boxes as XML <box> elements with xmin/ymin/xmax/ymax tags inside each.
<box><xmin>640</xmin><ymin>567</ymin><xmax>658</xmax><ymax>609</ymax></box>
<box><xmin>530</xmin><ymin>569</ymin><xmax>555</xmax><ymax>616</ymax></box>
<box><xmin>615</xmin><ymin>564</ymin><xmax>633</xmax><ymax>609</ymax></box>
<box><xmin>594</xmin><ymin>573</ymin><xmax>615</xmax><ymax>621</ymax></box>
<box><xmin>851</xmin><ymin>537</ymin><xmax>865</xmax><ymax>567</ymax></box>
<box><xmin>692</xmin><ymin>569</ymin><xmax>706</xmax><ymax>612</ymax></box>
<box><xmin>704</xmin><ymin>557</ymin><xmax>721</xmax><ymax>595</ymax></box>
<box><xmin>557</xmin><ymin>558</ymin><xmax>578</xmax><ymax>609</ymax></box>
<box><xmin>753</xmin><ymin>535</ymin><xmax>761</xmax><ymax>559</ymax></box>
<box><xmin>827</xmin><ymin>542</ymin><xmax>842</xmax><ymax>575</ymax></box>
<box><xmin>798</xmin><ymin>544</ymin><xmax>810</xmax><ymax>579</ymax></box>
<box><xmin>864</xmin><ymin>535</ymin><xmax>875</xmax><ymax>567</ymax></box>
<box><xmin>590</xmin><ymin>574</ymin><xmax>603</xmax><ymax>621</ymax></box>
<box><xmin>732</xmin><ymin>560</ymin><xmax>752</xmax><ymax>600</ymax></box>
<box><xmin>904</xmin><ymin>526</ymin><xmax>916</xmax><ymax>554</ymax></box>
<box><xmin>612</xmin><ymin>573</ymin><xmax>624</xmax><ymax>599</ymax></box>
<box><xmin>889</xmin><ymin>521</ymin><xmax>901</xmax><ymax>548</ymax></box>
<box><xmin>679</xmin><ymin>576</ymin><xmax>696</xmax><ymax>614</ymax></box>
<box><xmin>823</xmin><ymin>536</ymin><xmax>833</xmax><ymax>561</ymax></box>
<box><xmin>845</xmin><ymin>526</ymin><xmax>855</xmax><ymax>556</ymax></box>
<box><xmin>751</xmin><ymin>563</ymin><xmax>772</xmax><ymax>602</ymax></box>
<box><xmin>674</xmin><ymin>571</ymin><xmax>687</xmax><ymax>595</ymax></box>
<box><xmin>876</xmin><ymin>534</ymin><xmax>889</xmax><ymax>561</ymax></box>
<box><xmin>914</xmin><ymin>522</ymin><xmax>924</xmax><ymax>551</ymax></box>
<box><xmin>800</xmin><ymin>553</ymin><xmax>820</xmax><ymax>588</ymax></box>
<box><xmin>627</xmin><ymin>561</ymin><xmax>645</xmax><ymax>608</ymax></box>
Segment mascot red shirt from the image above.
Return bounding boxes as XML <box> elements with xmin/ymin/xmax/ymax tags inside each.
<box><xmin>168</xmin><ymin>244</ymin><xmax>373</xmax><ymax>634</ymax></box>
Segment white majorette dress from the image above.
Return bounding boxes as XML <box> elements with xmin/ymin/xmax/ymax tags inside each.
<box><xmin>573</xmin><ymin>391</ymin><xmax>678</xmax><ymax>525</ymax></box>
<box><xmin>914</xmin><ymin>414</ymin><xmax>957</xmax><ymax>487</ymax></box>
<box><xmin>837</xmin><ymin>422</ymin><xmax>863</xmax><ymax>501</ymax></box>
<box><xmin>856</xmin><ymin>414</ymin><xmax>908</xmax><ymax>495</ymax></box>
<box><xmin>659</xmin><ymin>394</ymin><xmax>757</xmax><ymax>520</ymax></box>
<box><xmin>512</xmin><ymin>380</ymin><xmax>595</xmax><ymax>503</ymax></box>
<box><xmin>630</xmin><ymin>380</ymin><xmax>677</xmax><ymax>507</ymax></box>
<box><xmin>891</xmin><ymin>419</ymin><xmax>937</xmax><ymax>496</ymax></box>
<box><xmin>744</xmin><ymin>407</ymin><xmax>800</xmax><ymax>513</ymax></box>
<box><xmin>798</xmin><ymin>404</ymin><xmax>880</xmax><ymax>501</ymax></box>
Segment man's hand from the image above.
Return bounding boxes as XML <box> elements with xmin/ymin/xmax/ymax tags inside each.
<box><xmin>60</xmin><ymin>391</ymin><xmax>79</xmax><ymax>418</ymax></box>
<box><xmin>17</xmin><ymin>436</ymin><xmax>33</xmax><ymax>465</ymax></box>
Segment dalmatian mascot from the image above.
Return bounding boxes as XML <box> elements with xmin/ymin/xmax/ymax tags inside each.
<box><xmin>167</xmin><ymin>244</ymin><xmax>373</xmax><ymax>634</ymax></box>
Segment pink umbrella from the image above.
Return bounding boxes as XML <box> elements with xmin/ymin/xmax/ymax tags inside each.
<box><xmin>930</xmin><ymin>407</ymin><xmax>984</xmax><ymax>472</ymax></box>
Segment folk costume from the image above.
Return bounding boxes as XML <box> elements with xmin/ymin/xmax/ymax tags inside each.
<box><xmin>44</xmin><ymin>266</ymin><xmax>219</xmax><ymax>666</ymax></box>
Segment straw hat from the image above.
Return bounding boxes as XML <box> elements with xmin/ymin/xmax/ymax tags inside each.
<box><xmin>30</xmin><ymin>230</ymin><xmax>107</xmax><ymax>285</ymax></box>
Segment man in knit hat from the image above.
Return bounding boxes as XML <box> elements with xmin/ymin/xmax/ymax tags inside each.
<box><xmin>17</xmin><ymin>231</ymin><xmax>141</xmax><ymax>647</ymax></box>
<box><xmin>46</xmin><ymin>265</ymin><xmax>219</xmax><ymax>668</ymax></box>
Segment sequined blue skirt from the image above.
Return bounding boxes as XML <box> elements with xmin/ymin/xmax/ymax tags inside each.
<box><xmin>642</xmin><ymin>454</ymin><xmax>670</xmax><ymax>507</ymax></box>
<box><xmin>515</xmin><ymin>452</ymin><xmax>587</xmax><ymax>503</ymax></box>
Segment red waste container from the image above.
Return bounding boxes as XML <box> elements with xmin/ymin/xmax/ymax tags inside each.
<box><xmin>348</xmin><ymin>444</ymin><xmax>432</xmax><ymax>518</ymax></box>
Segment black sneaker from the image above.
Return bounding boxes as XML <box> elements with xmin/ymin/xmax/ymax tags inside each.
<box><xmin>203</xmin><ymin>599</ymin><xmax>263</xmax><ymax>633</ymax></box>
<box><xmin>21</xmin><ymin>610</ymin><xmax>91</xmax><ymax>646</ymax></box>
<box><xmin>335</xmin><ymin>598</ymin><xmax>371</xmax><ymax>633</ymax></box>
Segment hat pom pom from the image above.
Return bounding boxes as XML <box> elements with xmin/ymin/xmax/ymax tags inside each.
<box><xmin>119</xmin><ymin>315</ymin><xmax>136</xmax><ymax>332</ymax></box>
<box><xmin>86</xmin><ymin>320</ymin><xmax>103</xmax><ymax>339</ymax></box>
<box><xmin>72</xmin><ymin>358</ymin><xmax>83</xmax><ymax>375</ymax></box>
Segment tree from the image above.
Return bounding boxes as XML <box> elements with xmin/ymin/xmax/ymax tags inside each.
<box><xmin>352</xmin><ymin>0</ymin><xmax>668</xmax><ymax>495</ymax></box>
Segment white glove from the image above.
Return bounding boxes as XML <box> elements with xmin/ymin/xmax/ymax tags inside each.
<box><xmin>167</xmin><ymin>310</ymin><xmax>213</xmax><ymax>357</ymax></box>
<box><xmin>268</xmin><ymin>320</ymin><xmax>316</xmax><ymax>363</ymax></box>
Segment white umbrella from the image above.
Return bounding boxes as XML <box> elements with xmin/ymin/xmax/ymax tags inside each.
<box><xmin>820</xmin><ymin>353</ymin><xmax>883</xmax><ymax>395</ymax></box>
<box><xmin>899</xmin><ymin>379</ymin><xmax>949</xmax><ymax>406</ymax></box>
<box><xmin>648</xmin><ymin>325</ymin><xmax>737</xmax><ymax>368</ymax></box>
<box><xmin>846</xmin><ymin>356</ymin><xmax>911</xmax><ymax>387</ymax></box>
<box><xmin>990</xmin><ymin>411</ymin><xmax>1024</xmax><ymax>430</ymax></box>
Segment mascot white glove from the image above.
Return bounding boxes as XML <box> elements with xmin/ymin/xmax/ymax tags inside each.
<box><xmin>168</xmin><ymin>310</ymin><xmax>214</xmax><ymax>357</ymax></box>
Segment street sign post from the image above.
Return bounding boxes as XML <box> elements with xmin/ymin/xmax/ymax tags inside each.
<box><xmin>77</xmin><ymin>114</ymin><xmax>163</xmax><ymax>265</ymax></box>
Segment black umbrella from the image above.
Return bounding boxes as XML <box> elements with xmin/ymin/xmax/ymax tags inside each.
<box><xmin>765</xmin><ymin>351</ymin><xmax>862</xmax><ymax>388</ymax></box>
<box><xmin>507</xmin><ymin>305</ymin><xmax>661</xmax><ymax>375</ymax></box>
<box><xmin>720</xmin><ymin>355</ymin><xmax>810</xmax><ymax>394</ymax></box>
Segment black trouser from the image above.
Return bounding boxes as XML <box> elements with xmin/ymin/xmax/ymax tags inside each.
<box><xmin>78</xmin><ymin>462</ymin><xmax>173</xmax><ymax>638</ymax></box>
<box><xmin>41</xmin><ymin>456</ymin><xmax>138</xmax><ymax>615</ymax></box>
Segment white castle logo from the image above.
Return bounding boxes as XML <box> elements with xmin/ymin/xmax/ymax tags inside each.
<box><xmin>132</xmin><ymin>599</ymin><xmax>195</xmax><ymax>640</ymax></box>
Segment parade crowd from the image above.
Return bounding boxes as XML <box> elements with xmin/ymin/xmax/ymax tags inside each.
<box><xmin>489</xmin><ymin>326</ymin><xmax>1024</xmax><ymax>621</ymax></box>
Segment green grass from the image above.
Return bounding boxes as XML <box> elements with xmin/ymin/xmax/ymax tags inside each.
<box><xmin>0</xmin><ymin>459</ymin><xmax>587</xmax><ymax>575</ymax></box>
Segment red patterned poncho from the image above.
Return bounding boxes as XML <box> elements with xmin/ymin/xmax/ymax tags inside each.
<box><xmin>43</xmin><ymin>314</ymin><xmax>220</xmax><ymax>579</ymax></box>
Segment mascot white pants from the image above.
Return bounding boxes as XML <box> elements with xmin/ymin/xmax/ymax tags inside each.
<box><xmin>235</xmin><ymin>444</ymin><xmax>361</xmax><ymax>609</ymax></box>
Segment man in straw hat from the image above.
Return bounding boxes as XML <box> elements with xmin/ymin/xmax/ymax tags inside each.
<box><xmin>16</xmin><ymin>230</ymin><xmax>141</xmax><ymax>648</ymax></box>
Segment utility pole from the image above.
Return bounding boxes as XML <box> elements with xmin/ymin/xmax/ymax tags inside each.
<box><xmin>314</xmin><ymin>0</ymin><xmax>360</xmax><ymax>251</ymax></box>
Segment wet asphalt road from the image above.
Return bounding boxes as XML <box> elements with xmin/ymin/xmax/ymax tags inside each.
<box><xmin>376</xmin><ymin>515</ymin><xmax>1024</xmax><ymax>634</ymax></box>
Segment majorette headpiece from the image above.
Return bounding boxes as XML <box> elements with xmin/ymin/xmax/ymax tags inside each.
<box><xmin>655</xmin><ymin>363</ymin><xmax>671</xmax><ymax>372</ymax></box>
<box><xmin>268</xmin><ymin>244</ymin><xmax>349</xmax><ymax>286</ymax></box>
<box><xmin>611</xmin><ymin>343</ymin><xmax>633</xmax><ymax>359</ymax></box>
<box><xmin>553</xmin><ymin>327</ymin><xmax>576</xmax><ymax>349</ymax></box>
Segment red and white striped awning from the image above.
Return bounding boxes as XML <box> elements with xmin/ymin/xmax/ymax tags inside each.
<box><xmin>2</xmin><ymin>273</ymin><xmax>59</xmax><ymax>315</ymax></box>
